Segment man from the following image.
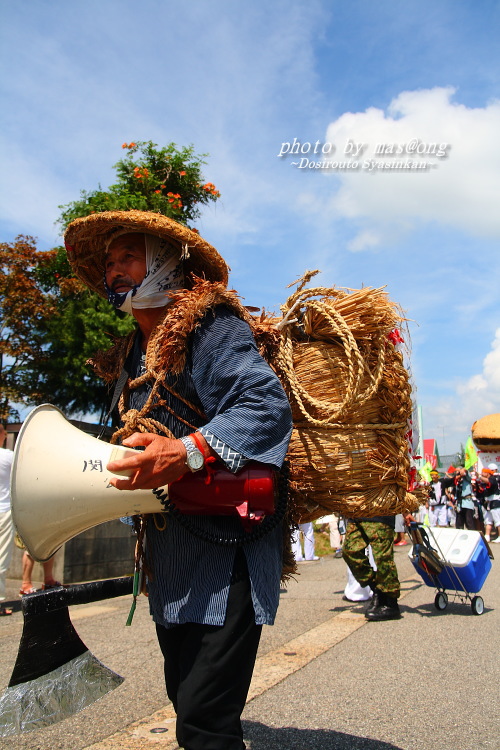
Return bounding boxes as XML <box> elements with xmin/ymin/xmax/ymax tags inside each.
<box><xmin>64</xmin><ymin>210</ymin><xmax>293</xmax><ymax>750</ymax></box>
<box><xmin>453</xmin><ymin>466</ymin><xmax>476</xmax><ymax>530</ymax></box>
<box><xmin>428</xmin><ymin>469</ymin><xmax>454</xmax><ymax>528</ymax></box>
<box><xmin>475</xmin><ymin>467</ymin><xmax>500</xmax><ymax>543</ymax></box>
<box><xmin>342</xmin><ymin>515</ymin><xmax>403</xmax><ymax>621</ymax></box>
<box><xmin>0</xmin><ymin>424</ymin><xmax>14</xmax><ymax>616</ymax></box>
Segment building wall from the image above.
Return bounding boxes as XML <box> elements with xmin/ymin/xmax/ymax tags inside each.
<box><xmin>7</xmin><ymin>520</ymin><xmax>136</xmax><ymax>584</ymax></box>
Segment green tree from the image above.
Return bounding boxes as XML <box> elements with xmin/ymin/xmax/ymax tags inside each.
<box><xmin>1</xmin><ymin>141</ymin><xmax>220</xmax><ymax>420</ymax></box>
<box><xmin>0</xmin><ymin>236</ymin><xmax>55</xmax><ymax>421</ymax></box>
<box><xmin>58</xmin><ymin>140</ymin><xmax>220</xmax><ymax>230</ymax></box>
<box><xmin>33</xmin><ymin>247</ymin><xmax>134</xmax><ymax>418</ymax></box>
<box><xmin>0</xmin><ymin>239</ymin><xmax>133</xmax><ymax>420</ymax></box>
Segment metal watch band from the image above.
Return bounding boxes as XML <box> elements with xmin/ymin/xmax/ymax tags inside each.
<box><xmin>180</xmin><ymin>436</ymin><xmax>204</xmax><ymax>472</ymax></box>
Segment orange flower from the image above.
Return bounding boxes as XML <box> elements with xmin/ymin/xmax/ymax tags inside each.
<box><xmin>203</xmin><ymin>182</ymin><xmax>219</xmax><ymax>195</ymax></box>
<box><xmin>154</xmin><ymin>190</ymin><xmax>161</xmax><ymax>194</ymax></box>
<box><xmin>129</xmin><ymin>142</ymin><xmax>136</xmax><ymax>148</ymax></box>
<box><xmin>179</xmin><ymin>170</ymin><xmax>186</xmax><ymax>176</ymax></box>
<box><xmin>122</xmin><ymin>142</ymin><xmax>128</xmax><ymax>149</ymax></box>
<box><xmin>134</xmin><ymin>167</ymin><xmax>149</xmax><ymax>180</ymax></box>
<box><xmin>161</xmin><ymin>184</ymin><xmax>166</xmax><ymax>188</ymax></box>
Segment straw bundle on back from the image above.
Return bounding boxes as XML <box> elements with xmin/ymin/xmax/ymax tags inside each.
<box><xmin>255</xmin><ymin>273</ymin><xmax>419</xmax><ymax>523</ymax></box>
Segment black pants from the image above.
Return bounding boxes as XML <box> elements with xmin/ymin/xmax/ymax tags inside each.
<box><xmin>455</xmin><ymin>507</ymin><xmax>475</xmax><ymax>530</ymax></box>
<box><xmin>155</xmin><ymin>549</ymin><xmax>262</xmax><ymax>750</ymax></box>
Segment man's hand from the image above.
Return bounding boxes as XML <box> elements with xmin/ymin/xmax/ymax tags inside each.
<box><xmin>403</xmin><ymin>512</ymin><xmax>416</xmax><ymax>526</ymax></box>
<box><xmin>107</xmin><ymin>432</ymin><xmax>187</xmax><ymax>490</ymax></box>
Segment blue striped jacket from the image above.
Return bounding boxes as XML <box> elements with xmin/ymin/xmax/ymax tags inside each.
<box><xmin>126</xmin><ymin>306</ymin><xmax>293</xmax><ymax>627</ymax></box>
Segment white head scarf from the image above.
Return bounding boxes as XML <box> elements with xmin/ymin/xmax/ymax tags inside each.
<box><xmin>105</xmin><ymin>231</ymin><xmax>185</xmax><ymax>314</ymax></box>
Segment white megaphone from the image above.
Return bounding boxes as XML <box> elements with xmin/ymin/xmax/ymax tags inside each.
<box><xmin>10</xmin><ymin>404</ymin><xmax>168</xmax><ymax>562</ymax></box>
<box><xmin>11</xmin><ymin>405</ymin><xmax>276</xmax><ymax>562</ymax></box>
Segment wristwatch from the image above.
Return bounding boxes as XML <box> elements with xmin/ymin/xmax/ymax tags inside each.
<box><xmin>180</xmin><ymin>436</ymin><xmax>205</xmax><ymax>472</ymax></box>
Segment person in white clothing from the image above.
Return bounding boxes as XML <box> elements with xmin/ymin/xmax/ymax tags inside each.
<box><xmin>344</xmin><ymin>546</ymin><xmax>377</xmax><ymax>602</ymax></box>
<box><xmin>0</xmin><ymin>424</ymin><xmax>14</xmax><ymax>616</ymax></box>
<box><xmin>475</xmin><ymin>466</ymin><xmax>500</xmax><ymax>543</ymax></box>
<box><xmin>292</xmin><ymin>522</ymin><xmax>319</xmax><ymax>561</ymax></box>
<box><xmin>428</xmin><ymin>470</ymin><xmax>453</xmax><ymax>527</ymax></box>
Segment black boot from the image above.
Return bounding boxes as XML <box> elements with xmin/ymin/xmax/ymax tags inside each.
<box><xmin>365</xmin><ymin>591</ymin><xmax>401</xmax><ymax>621</ymax></box>
<box><xmin>365</xmin><ymin>587</ymin><xmax>381</xmax><ymax>615</ymax></box>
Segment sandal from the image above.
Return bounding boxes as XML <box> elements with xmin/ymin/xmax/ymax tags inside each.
<box><xmin>19</xmin><ymin>587</ymin><xmax>37</xmax><ymax>596</ymax></box>
<box><xmin>0</xmin><ymin>604</ymin><xmax>13</xmax><ymax>616</ymax></box>
<box><xmin>42</xmin><ymin>581</ymin><xmax>62</xmax><ymax>590</ymax></box>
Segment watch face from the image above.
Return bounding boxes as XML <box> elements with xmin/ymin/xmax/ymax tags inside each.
<box><xmin>188</xmin><ymin>450</ymin><xmax>205</xmax><ymax>471</ymax></box>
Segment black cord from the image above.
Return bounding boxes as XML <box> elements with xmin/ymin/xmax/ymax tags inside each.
<box><xmin>151</xmin><ymin>462</ymin><xmax>290</xmax><ymax>546</ymax></box>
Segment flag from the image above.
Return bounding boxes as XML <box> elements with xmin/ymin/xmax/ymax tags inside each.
<box><xmin>464</xmin><ymin>437</ymin><xmax>478</xmax><ymax>470</ymax></box>
<box><xmin>420</xmin><ymin>461</ymin><xmax>433</xmax><ymax>483</ymax></box>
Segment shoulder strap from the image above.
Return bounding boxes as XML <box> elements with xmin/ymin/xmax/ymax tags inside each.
<box><xmin>98</xmin><ymin>366</ymin><xmax>129</xmax><ymax>439</ymax></box>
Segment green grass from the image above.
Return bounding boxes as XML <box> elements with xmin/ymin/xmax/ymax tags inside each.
<box><xmin>313</xmin><ymin>528</ymin><xmax>337</xmax><ymax>557</ymax></box>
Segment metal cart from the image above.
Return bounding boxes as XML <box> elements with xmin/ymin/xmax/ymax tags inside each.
<box><xmin>408</xmin><ymin>523</ymin><xmax>493</xmax><ymax>615</ymax></box>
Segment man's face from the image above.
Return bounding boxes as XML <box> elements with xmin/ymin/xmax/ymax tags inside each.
<box><xmin>105</xmin><ymin>234</ymin><xmax>147</xmax><ymax>293</ymax></box>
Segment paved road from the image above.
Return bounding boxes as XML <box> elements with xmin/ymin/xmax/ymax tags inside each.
<box><xmin>1</xmin><ymin>541</ymin><xmax>498</xmax><ymax>750</ymax></box>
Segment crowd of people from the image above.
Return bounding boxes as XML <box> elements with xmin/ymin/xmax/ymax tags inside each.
<box><xmin>419</xmin><ymin>463</ymin><xmax>500</xmax><ymax>541</ymax></box>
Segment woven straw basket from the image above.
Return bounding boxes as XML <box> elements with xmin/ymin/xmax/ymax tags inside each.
<box><xmin>260</xmin><ymin>276</ymin><xmax>419</xmax><ymax>523</ymax></box>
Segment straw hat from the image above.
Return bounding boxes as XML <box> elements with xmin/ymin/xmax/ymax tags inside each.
<box><xmin>64</xmin><ymin>210</ymin><xmax>229</xmax><ymax>296</ymax></box>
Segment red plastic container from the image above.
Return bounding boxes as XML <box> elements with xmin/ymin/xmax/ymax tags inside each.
<box><xmin>167</xmin><ymin>462</ymin><xmax>276</xmax><ymax>522</ymax></box>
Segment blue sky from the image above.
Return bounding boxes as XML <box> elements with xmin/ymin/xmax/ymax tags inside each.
<box><xmin>1</xmin><ymin>1</ymin><xmax>499</xmax><ymax>455</ymax></box>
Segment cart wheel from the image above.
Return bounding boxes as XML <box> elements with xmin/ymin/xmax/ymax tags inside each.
<box><xmin>471</xmin><ymin>596</ymin><xmax>484</xmax><ymax>616</ymax></box>
<box><xmin>434</xmin><ymin>592</ymin><xmax>448</xmax><ymax>611</ymax></box>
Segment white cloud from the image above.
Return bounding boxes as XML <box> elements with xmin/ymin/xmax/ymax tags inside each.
<box><xmin>425</xmin><ymin>328</ymin><xmax>500</xmax><ymax>452</ymax></box>
<box><xmin>323</xmin><ymin>87</ymin><xmax>500</xmax><ymax>249</ymax></box>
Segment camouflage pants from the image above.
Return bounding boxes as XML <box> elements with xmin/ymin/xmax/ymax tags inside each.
<box><xmin>343</xmin><ymin>521</ymin><xmax>400</xmax><ymax>598</ymax></box>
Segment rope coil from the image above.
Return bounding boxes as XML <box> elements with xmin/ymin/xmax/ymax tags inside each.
<box><xmin>274</xmin><ymin>284</ymin><xmax>405</xmax><ymax>431</ymax></box>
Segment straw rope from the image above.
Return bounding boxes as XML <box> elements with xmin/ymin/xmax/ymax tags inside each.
<box><xmin>91</xmin><ymin>279</ymin><xmax>250</xmax><ymax>445</ymax></box>
<box><xmin>274</xmin><ymin>286</ymin><xmax>406</xmax><ymax>431</ymax></box>
<box><xmin>110</xmin><ymin>325</ymin><xmax>204</xmax><ymax>445</ymax></box>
